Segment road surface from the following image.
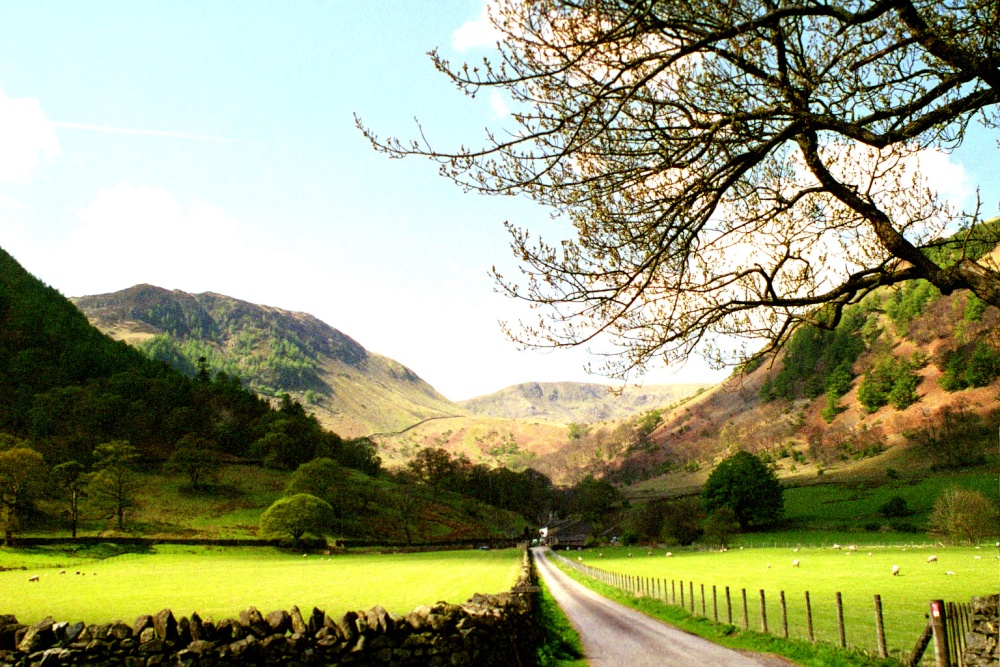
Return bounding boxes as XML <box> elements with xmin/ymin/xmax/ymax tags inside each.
<box><xmin>534</xmin><ymin>548</ymin><xmax>793</xmax><ymax>667</ymax></box>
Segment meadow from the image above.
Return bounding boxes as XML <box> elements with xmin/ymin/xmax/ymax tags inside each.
<box><xmin>0</xmin><ymin>545</ymin><xmax>524</xmax><ymax>626</ymax></box>
<box><xmin>555</xmin><ymin>544</ymin><xmax>1000</xmax><ymax>657</ymax></box>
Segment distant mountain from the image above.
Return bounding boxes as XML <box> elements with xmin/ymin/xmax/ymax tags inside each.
<box><xmin>72</xmin><ymin>285</ymin><xmax>461</xmax><ymax>437</ymax></box>
<box><xmin>459</xmin><ymin>381</ymin><xmax>712</xmax><ymax>423</ymax></box>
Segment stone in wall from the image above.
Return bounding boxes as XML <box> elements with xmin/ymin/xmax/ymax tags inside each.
<box><xmin>963</xmin><ymin>594</ymin><xmax>998</xmax><ymax>667</ymax></box>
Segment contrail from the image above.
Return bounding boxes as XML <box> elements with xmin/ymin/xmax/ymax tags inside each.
<box><xmin>52</xmin><ymin>121</ymin><xmax>243</xmax><ymax>143</ymax></box>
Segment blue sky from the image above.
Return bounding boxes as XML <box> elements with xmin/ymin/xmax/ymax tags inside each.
<box><xmin>0</xmin><ymin>2</ymin><xmax>995</xmax><ymax>400</ymax></box>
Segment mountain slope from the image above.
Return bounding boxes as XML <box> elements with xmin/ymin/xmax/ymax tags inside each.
<box><xmin>72</xmin><ymin>285</ymin><xmax>462</xmax><ymax>437</ymax></box>
<box><xmin>459</xmin><ymin>381</ymin><xmax>712</xmax><ymax>423</ymax></box>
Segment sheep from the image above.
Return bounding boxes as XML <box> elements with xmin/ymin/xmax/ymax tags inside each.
<box><xmin>832</xmin><ymin>544</ymin><xmax>842</xmax><ymax>550</ymax></box>
<box><xmin>28</xmin><ymin>575</ymin><xmax>39</xmax><ymax>582</ymax></box>
<box><xmin>648</xmin><ymin>551</ymin><xmax>653</xmax><ymax>556</ymax></box>
<box><xmin>628</xmin><ymin>553</ymin><xmax>633</xmax><ymax>558</ymax></box>
<box><xmin>891</xmin><ymin>565</ymin><xmax>900</xmax><ymax>576</ymax></box>
<box><xmin>665</xmin><ymin>552</ymin><xmax>673</xmax><ymax>557</ymax></box>
<box><xmin>792</xmin><ymin>548</ymin><xmax>799</xmax><ymax>553</ymax></box>
<box><xmin>577</xmin><ymin>556</ymin><xmax>583</xmax><ymax>562</ymax></box>
<box><xmin>974</xmin><ymin>556</ymin><xmax>982</xmax><ymax>560</ymax></box>
<box><xmin>848</xmin><ymin>545</ymin><xmax>857</xmax><ymax>551</ymax></box>
<box><xmin>792</xmin><ymin>559</ymin><xmax>800</xmax><ymax>568</ymax></box>
<box><xmin>868</xmin><ymin>553</ymin><xmax>873</xmax><ymax>557</ymax></box>
<box><xmin>766</xmin><ymin>563</ymin><xmax>771</xmax><ymax>569</ymax></box>
<box><xmin>945</xmin><ymin>571</ymin><xmax>956</xmax><ymax>575</ymax></box>
<box><xmin>927</xmin><ymin>555</ymin><xmax>938</xmax><ymax>563</ymax></box>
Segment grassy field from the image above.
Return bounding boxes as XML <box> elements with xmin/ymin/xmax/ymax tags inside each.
<box><xmin>552</xmin><ymin>544</ymin><xmax>999</xmax><ymax>658</ymax></box>
<box><xmin>0</xmin><ymin>545</ymin><xmax>524</xmax><ymax>626</ymax></box>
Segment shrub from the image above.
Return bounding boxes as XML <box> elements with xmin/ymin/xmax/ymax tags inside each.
<box><xmin>878</xmin><ymin>495</ymin><xmax>911</xmax><ymax>518</ymax></box>
<box><xmin>928</xmin><ymin>488</ymin><xmax>1000</xmax><ymax>545</ymax></box>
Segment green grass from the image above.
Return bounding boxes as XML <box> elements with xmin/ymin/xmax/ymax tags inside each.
<box><xmin>0</xmin><ymin>545</ymin><xmax>524</xmax><ymax>626</ymax></box>
<box><xmin>549</xmin><ymin>555</ymin><xmax>900</xmax><ymax>667</ymax></box>
<box><xmin>536</xmin><ymin>574</ymin><xmax>587</xmax><ymax>666</ymax></box>
<box><xmin>553</xmin><ymin>544</ymin><xmax>999</xmax><ymax>661</ymax></box>
<box><xmin>779</xmin><ymin>470</ymin><xmax>1000</xmax><ymax>534</ymax></box>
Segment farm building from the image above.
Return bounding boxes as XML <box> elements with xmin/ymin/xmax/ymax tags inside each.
<box><xmin>543</xmin><ymin>519</ymin><xmax>592</xmax><ymax>549</ymax></box>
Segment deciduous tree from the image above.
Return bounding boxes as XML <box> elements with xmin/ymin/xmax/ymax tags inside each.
<box><xmin>0</xmin><ymin>447</ymin><xmax>47</xmax><ymax>545</ymax></box>
<box><xmin>89</xmin><ymin>441</ymin><xmax>141</xmax><ymax>531</ymax></box>
<box><xmin>259</xmin><ymin>493</ymin><xmax>335</xmax><ymax>544</ymax></box>
<box><xmin>364</xmin><ymin>0</ymin><xmax>1000</xmax><ymax>377</ymax></box>
<box><xmin>703</xmin><ymin>451</ymin><xmax>783</xmax><ymax>528</ymax></box>
<box><xmin>169</xmin><ymin>435</ymin><xmax>221</xmax><ymax>489</ymax></box>
<box><xmin>929</xmin><ymin>487</ymin><xmax>999</xmax><ymax>545</ymax></box>
<box><xmin>51</xmin><ymin>460</ymin><xmax>87</xmax><ymax>539</ymax></box>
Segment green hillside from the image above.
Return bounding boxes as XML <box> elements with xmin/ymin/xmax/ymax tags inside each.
<box><xmin>72</xmin><ymin>285</ymin><xmax>462</xmax><ymax>437</ymax></box>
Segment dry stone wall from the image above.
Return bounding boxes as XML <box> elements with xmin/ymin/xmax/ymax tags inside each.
<box><xmin>0</xmin><ymin>552</ymin><xmax>539</xmax><ymax>667</ymax></box>
<box><xmin>963</xmin><ymin>594</ymin><xmax>998</xmax><ymax>667</ymax></box>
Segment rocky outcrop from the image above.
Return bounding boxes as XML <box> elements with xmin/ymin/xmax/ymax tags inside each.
<box><xmin>963</xmin><ymin>594</ymin><xmax>999</xmax><ymax>667</ymax></box>
<box><xmin>0</xmin><ymin>552</ymin><xmax>538</xmax><ymax>666</ymax></box>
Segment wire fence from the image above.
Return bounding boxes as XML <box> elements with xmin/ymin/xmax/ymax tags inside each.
<box><xmin>550</xmin><ymin>551</ymin><xmax>975</xmax><ymax>666</ymax></box>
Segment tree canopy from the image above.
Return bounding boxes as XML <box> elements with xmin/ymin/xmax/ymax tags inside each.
<box><xmin>703</xmin><ymin>451</ymin><xmax>783</xmax><ymax>528</ymax></box>
<box><xmin>364</xmin><ymin>0</ymin><xmax>1000</xmax><ymax>377</ymax></box>
<box><xmin>259</xmin><ymin>493</ymin><xmax>335</xmax><ymax>543</ymax></box>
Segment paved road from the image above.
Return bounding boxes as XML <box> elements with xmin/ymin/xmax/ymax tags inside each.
<box><xmin>534</xmin><ymin>548</ymin><xmax>792</xmax><ymax>667</ymax></box>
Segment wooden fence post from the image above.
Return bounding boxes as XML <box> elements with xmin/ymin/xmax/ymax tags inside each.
<box><xmin>689</xmin><ymin>581</ymin><xmax>695</xmax><ymax>613</ymax></box>
<box><xmin>836</xmin><ymin>592</ymin><xmax>846</xmax><ymax>648</ymax></box>
<box><xmin>680</xmin><ymin>580</ymin><xmax>685</xmax><ymax>608</ymax></box>
<box><xmin>701</xmin><ymin>584</ymin><xmax>706</xmax><ymax>616</ymax></box>
<box><xmin>929</xmin><ymin>600</ymin><xmax>951</xmax><ymax>667</ymax></box>
<box><xmin>780</xmin><ymin>591</ymin><xmax>788</xmax><ymax>639</ymax></box>
<box><xmin>873</xmin><ymin>594</ymin><xmax>887</xmax><ymax>658</ymax></box>
<box><xmin>760</xmin><ymin>589</ymin><xmax>768</xmax><ymax>634</ymax></box>
<box><xmin>672</xmin><ymin>579</ymin><xmax>676</xmax><ymax>605</ymax></box>
<box><xmin>726</xmin><ymin>586</ymin><xmax>732</xmax><ymax>625</ymax></box>
<box><xmin>742</xmin><ymin>588</ymin><xmax>749</xmax><ymax>629</ymax></box>
<box><xmin>805</xmin><ymin>591</ymin><xmax>814</xmax><ymax>643</ymax></box>
<box><xmin>713</xmin><ymin>585</ymin><xmax>718</xmax><ymax>622</ymax></box>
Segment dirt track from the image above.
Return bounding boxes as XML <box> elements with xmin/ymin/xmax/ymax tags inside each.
<box><xmin>534</xmin><ymin>548</ymin><xmax>794</xmax><ymax>666</ymax></box>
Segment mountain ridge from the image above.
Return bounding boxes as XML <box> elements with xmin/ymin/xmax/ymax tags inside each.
<box><xmin>72</xmin><ymin>285</ymin><xmax>462</xmax><ymax>438</ymax></box>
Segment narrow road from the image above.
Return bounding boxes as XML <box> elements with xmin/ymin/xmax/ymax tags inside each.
<box><xmin>534</xmin><ymin>548</ymin><xmax>792</xmax><ymax>667</ymax></box>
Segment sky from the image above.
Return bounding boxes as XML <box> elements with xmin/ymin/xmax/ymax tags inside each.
<box><xmin>0</xmin><ymin>2</ymin><xmax>996</xmax><ymax>401</ymax></box>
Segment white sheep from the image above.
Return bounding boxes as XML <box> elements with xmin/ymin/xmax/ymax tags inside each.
<box><xmin>792</xmin><ymin>548</ymin><xmax>799</xmax><ymax>553</ymax></box>
<box><xmin>868</xmin><ymin>553</ymin><xmax>873</xmax><ymax>557</ymax></box>
<box><xmin>945</xmin><ymin>571</ymin><xmax>956</xmax><ymax>575</ymax></box>
<box><xmin>832</xmin><ymin>544</ymin><xmax>842</xmax><ymax>550</ymax></box>
<box><xmin>28</xmin><ymin>575</ymin><xmax>39</xmax><ymax>582</ymax></box>
<box><xmin>665</xmin><ymin>552</ymin><xmax>673</xmax><ymax>557</ymax></box>
<box><xmin>891</xmin><ymin>565</ymin><xmax>900</xmax><ymax>576</ymax></box>
<box><xmin>974</xmin><ymin>556</ymin><xmax>981</xmax><ymax>560</ymax></box>
<box><xmin>577</xmin><ymin>556</ymin><xmax>583</xmax><ymax>562</ymax></box>
<box><xmin>927</xmin><ymin>555</ymin><xmax>938</xmax><ymax>563</ymax></box>
<box><xmin>648</xmin><ymin>551</ymin><xmax>653</xmax><ymax>556</ymax></box>
<box><xmin>766</xmin><ymin>563</ymin><xmax>771</xmax><ymax>568</ymax></box>
<box><xmin>792</xmin><ymin>559</ymin><xmax>800</xmax><ymax>567</ymax></box>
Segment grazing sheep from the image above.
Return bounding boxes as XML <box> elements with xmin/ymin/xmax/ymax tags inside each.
<box><xmin>868</xmin><ymin>553</ymin><xmax>873</xmax><ymax>557</ymax></box>
<box><xmin>28</xmin><ymin>575</ymin><xmax>39</xmax><ymax>582</ymax></box>
<box><xmin>832</xmin><ymin>544</ymin><xmax>842</xmax><ymax>550</ymax></box>
<box><xmin>766</xmin><ymin>563</ymin><xmax>771</xmax><ymax>569</ymax></box>
<box><xmin>848</xmin><ymin>545</ymin><xmax>857</xmax><ymax>551</ymax></box>
<box><xmin>891</xmin><ymin>565</ymin><xmax>900</xmax><ymax>576</ymax></box>
<box><xmin>845</xmin><ymin>551</ymin><xmax>852</xmax><ymax>555</ymax></box>
<box><xmin>927</xmin><ymin>555</ymin><xmax>938</xmax><ymax>563</ymax></box>
<box><xmin>577</xmin><ymin>556</ymin><xmax>583</xmax><ymax>562</ymax></box>
<box><xmin>974</xmin><ymin>556</ymin><xmax>981</xmax><ymax>560</ymax></box>
<box><xmin>945</xmin><ymin>571</ymin><xmax>956</xmax><ymax>575</ymax></box>
<box><xmin>792</xmin><ymin>559</ymin><xmax>800</xmax><ymax>567</ymax></box>
<box><xmin>665</xmin><ymin>552</ymin><xmax>673</xmax><ymax>557</ymax></box>
<box><xmin>792</xmin><ymin>548</ymin><xmax>799</xmax><ymax>553</ymax></box>
<box><xmin>648</xmin><ymin>551</ymin><xmax>653</xmax><ymax>556</ymax></box>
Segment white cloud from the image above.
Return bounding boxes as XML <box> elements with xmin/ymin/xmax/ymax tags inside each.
<box><xmin>452</xmin><ymin>2</ymin><xmax>501</xmax><ymax>50</ymax></box>
<box><xmin>914</xmin><ymin>148</ymin><xmax>973</xmax><ymax>208</ymax></box>
<box><xmin>489</xmin><ymin>91</ymin><xmax>510</xmax><ymax>119</ymax></box>
<box><xmin>0</xmin><ymin>87</ymin><xmax>59</xmax><ymax>183</ymax></box>
<box><xmin>46</xmin><ymin>183</ymin><xmax>329</xmax><ymax>306</ymax></box>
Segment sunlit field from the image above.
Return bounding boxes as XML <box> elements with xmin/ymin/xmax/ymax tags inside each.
<box><xmin>555</xmin><ymin>544</ymin><xmax>999</xmax><ymax>655</ymax></box>
<box><xmin>0</xmin><ymin>545</ymin><xmax>523</xmax><ymax>625</ymax></box>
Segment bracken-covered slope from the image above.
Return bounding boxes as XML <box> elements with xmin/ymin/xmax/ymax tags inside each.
<box><xmin>459</xmin><ymin>381</ymin><xmax>712</xmax><ymax>423</ymax></box>
<box><xmin>72</xmin><ymin>285</ymin><xmax>462</xmax><ymax>437</ymax></box>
